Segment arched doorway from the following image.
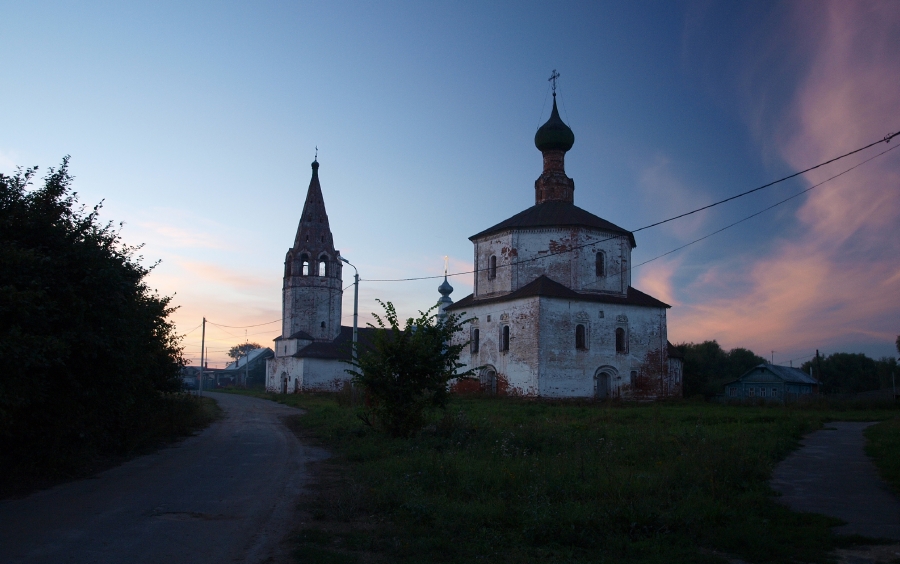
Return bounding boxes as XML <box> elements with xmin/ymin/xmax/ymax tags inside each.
<box><xmin>594</xmin><ymin>367</ymin><xmax>616</xmax><ymax>399</ymax></box>
<box><xmin>281</xmin><ymin>373</ymin><xmax>288</xmax><ymax>394</ymax></box>
<box><xmin>480</xmin><ymin>366</ymin><xmax>498</xmax><ymax>395</ymax></box>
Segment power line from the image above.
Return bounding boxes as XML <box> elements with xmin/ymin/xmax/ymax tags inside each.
<box><xmin>206</xmin><ymin>318</ymin><xmax>281</xmax><ymax>329</ymax></box>
<box><xmin>632</xmin><ymin>130</ymin><xmax>899</xmax><ymax>233</ymax></box>
<box><xmin>360</xmin><ymin>129</ymin><xmax>898</xmax><ymax>284</ymax></box>
<box><xmin>580</xmin><ymin>141</ymin><xmax>900</xmax><ymax>288</ymax></box>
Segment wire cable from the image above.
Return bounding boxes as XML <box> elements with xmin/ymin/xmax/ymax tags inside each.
<box><xmin>206</xmin><ymin>318</ymin><xmax>281</xmax><ymax>329</ymax></box>
<box><xmin>361</xmin><ymin>130</ymin><xmax>899</xmax><ymax>283</ymax></box>
<box><xmin>580</xmin><ymin>141</ymin><xmax>900</xmax><ymax>287</ymax></box>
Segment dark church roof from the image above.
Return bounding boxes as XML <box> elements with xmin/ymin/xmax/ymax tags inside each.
<box><xmin>292</xmin><ymin>325</ymin><xmax>378</xmax><ymax>360</ymax></box>
<box><xmin>445</xmin><ymin>275</ymin><xmax>669</xmax><ymax>311</ymax></box>
<box><xmin>469</xmin><ymin>201</ymin><xmax>636</xmax><ymax>247</ymax></box>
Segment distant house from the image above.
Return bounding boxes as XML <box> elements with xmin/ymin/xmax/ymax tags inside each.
<box><xmin>221</xmin><ymin>347</ymin><xmax>274</xmax><ymax>387</ymax></box>
<box><xmin>724</xmin><ymin>364</ymin><xmax>820</xmax><ymax>402</ymax></box>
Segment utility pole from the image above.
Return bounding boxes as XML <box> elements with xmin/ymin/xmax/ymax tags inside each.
<box><xmin>771</xmin><ymin>351</ymin><xmax>775</xmax><ymax>364</ymax></box>
<box><xmin>339</xmin><ymin>256</ymin><xmax>359</xmax><ymax>362</ymax></box>
<box><xmin>198</xmin><ymin>317</ymin><xmax>206</xmax><ymax>396</ymax></box>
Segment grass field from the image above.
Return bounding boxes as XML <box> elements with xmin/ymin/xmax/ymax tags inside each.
<box><xmin>227</xmin><ymin>390</ymin><xmax>899</xmax><ymax>564</ymax></box>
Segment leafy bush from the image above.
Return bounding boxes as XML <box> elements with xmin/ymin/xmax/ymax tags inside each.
<box><xmin>0</xmin><ymin>159</ymin><xmax>188</xmax><ymax>482</ymax></box>
<box><xmin>345</xmin><ymin>300</ymin><xmax>474</xmax><ymax>437</ymax></box>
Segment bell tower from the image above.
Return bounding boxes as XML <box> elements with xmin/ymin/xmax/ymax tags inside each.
<box><xmin>281</xmin><ymin>159</ymin><xmax>343</xmax><ymax>342</ymax></box>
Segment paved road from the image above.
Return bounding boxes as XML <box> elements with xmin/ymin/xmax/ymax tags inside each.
<box><xmin>0</xmin><ymin>392</ymin><xmax>327</xmax><ymax>564</ymax></box>
<box><xmin>771</xmin><ymin>421</ymin><xmax>900</xmax><ymax>540</ymax></box>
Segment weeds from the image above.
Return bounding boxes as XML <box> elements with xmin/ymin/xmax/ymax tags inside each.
<box><xmin>229</xmin><ymin>390</ymin><xmax>898</xmax><ymax>563</ymax></box>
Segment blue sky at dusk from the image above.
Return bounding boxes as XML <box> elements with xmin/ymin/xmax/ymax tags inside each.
<box><xmin>2</xmin><ymin>1</ymin><xmax>899</xmax><ymax>368</ymax></box>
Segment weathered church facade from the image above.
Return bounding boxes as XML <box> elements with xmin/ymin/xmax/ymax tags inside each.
<box><xmin>446</xmin><ymin>91</ymin><xmax>682</xmax><ymax>399</ymax></box>
<box><xmin>265</xmin><ymin>160</ymin><xmax>359</xmax><ymax>393</ymax></box>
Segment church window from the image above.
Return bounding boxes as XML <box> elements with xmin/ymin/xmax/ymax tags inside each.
<box><xmin>575</xmin><ymin>324</ymin><xmax>586</xmax><ymax>350</ymax></box>
<box><xmin>471</xmin><ymin>328</ymin><xmax>480</xmax><ymax>353</ymax></box>
<box><xmin>489</xmin><ymin>255</ymin><xmax>497</xmax><ymax>279</ymax></box>
<box><xmin>596</xmin><ymin>252</ymin><xmax>605</xmax><ymax>277</ymax></box>
<box><xmin>615</xmin><ymin>327</ymin><xmax>627</xmax><ymax>353</ymax></box>
<box><xmin>318</xmin><ymin>256</ymin><xmax>327</xmax><ymax>277</ymax></box>
<box><xmin>630</xmin><ymin>370</ymin><xmax>638</xmax><ymax>384</ymax></box>
<box><xmin>320</xmin><ymin>321</ymin><xmax>325</xmax><ymax>328</ymax></box>
<box><xmin>301</xmin><ymin>254</ymin><xmax>310</xmax><ymax>276</ymax></box>
<box><xmin>500</xmin><ymin>325</ymin><xmax>510</xmax><ymax>352</ymax></box>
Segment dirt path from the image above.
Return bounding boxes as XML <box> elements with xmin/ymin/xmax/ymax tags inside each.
<box><xmin>770</xmin><ymin>421</ymin><xmax>900</xmax><ymax>540</ymax></box>
<box><xmin>0</xmin><ymin>392</ymin><xmax>327</xmax><ymax>564</ymax></box>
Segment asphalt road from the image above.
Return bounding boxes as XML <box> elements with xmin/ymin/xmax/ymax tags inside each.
<box><xmin>771</xmin><ymin>421</ymin><xmax>900</xmax><ymax>540</ymax></box>
<box><xmin>0</xmin><ymin>392</ymin><xmax>327</xmax><ymax>564</ymax></box>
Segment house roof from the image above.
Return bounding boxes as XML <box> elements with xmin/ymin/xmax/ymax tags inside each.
<box><xmin>274</xmin><ymin>330</ymin><xmax>315</xmax><ymax>342</ymax></box>
<box><xmin>223</xmin><ymin>347</ymin><xmax>274</xmax><ymax>371</ymax></box>
<box><xmin>292</xmin><ymin>325</ymin><xmax>378</xmax><ymax>360</ymax></box>
<box><xmin>445</xmin><ymin>275</ymin><xmax>670</xmax><ymax>311</ymax></box>
<box><xmin>469</xmin><ymin>201</ymin><xmax>636</xmax><ymax>247</ymax></box>
<box><xmin>667</xmin><ymin>342</ymin><xmax>684</xmax><ymax>359</ymax></box>
<box><xmin>729</xmin><ymin>363</ymin><xmax>820</xmax><ymax>385</ymax></box>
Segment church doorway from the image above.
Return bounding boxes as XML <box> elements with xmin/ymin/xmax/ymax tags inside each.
<box><xmin>594</xmin><ymin>368</ymin><xmax>615</xmax><ymax>399</ymax></box>
<box><xmin>480</xmin><ymin>366</ymin><xmax>498</xmax><ymax>395</ymax></box>
<box><xmin>281</xmin><ymin>373</ymin><xmax>288</xmax><ymax>394</ymax></box>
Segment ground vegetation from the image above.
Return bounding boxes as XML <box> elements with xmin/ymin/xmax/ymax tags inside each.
<box><xmin>227</xmin><ymin>389</ymin><xmax>898</xmax><ymax>564</ymax></box>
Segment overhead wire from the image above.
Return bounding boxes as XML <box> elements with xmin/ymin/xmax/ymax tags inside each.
<box><xmin>361</xmin><ymin>130</ymin><xmax>899</xmax><ymax>284</ymax></box>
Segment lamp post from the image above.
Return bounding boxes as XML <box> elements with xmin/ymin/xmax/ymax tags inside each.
<box><xmin>339</xmin><ymin>256</ymin><xmax>358</xmax><ymax>361</ymax></box>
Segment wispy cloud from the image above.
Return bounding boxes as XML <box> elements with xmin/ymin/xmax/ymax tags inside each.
<box><xmin>672</xmin><ymin>1</ymin><xmax>900</xmax><ymax>357</ymax></box>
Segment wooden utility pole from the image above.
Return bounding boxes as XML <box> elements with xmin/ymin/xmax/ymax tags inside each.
<box><xmin>198</xmin><ymin>317</ymin><xmax>206</xmax><ymax>396</ymax></box>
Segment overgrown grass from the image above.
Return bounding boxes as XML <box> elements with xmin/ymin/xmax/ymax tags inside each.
<box><xmin>233</xmin><ymin>390</ymin><xmax>898</xmax><ymax>563</ymax></box>
<box><xmin>866</xmin><ymin>417</ymin><xmax>900</xmax><ymax>496</ymax></box>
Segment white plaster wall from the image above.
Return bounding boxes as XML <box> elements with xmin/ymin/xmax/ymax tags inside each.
<box><xmin>473</xmin><ymin>228</ymin><xmax>632</xmax><ymax>299</ymax></box>
<box><xmin>301</xmin><ymin>358</ymin><xmax>351</xmax><ymax>391</ymax></box>
<box><xmin>451</xmin><ymin>296</ymin><xmax>669</xmax><ymax>399</ymax></box>
<box><xmin>452</xmin><ymin>296</ymin><xmax>541</xmax><ymax>396</ymax></box>
<box><xmin>536</xmin><ymin>299</ymin><xmax>667</xmax><ymax>398</ymax></box>
<box><xmin>266</xmin><ymin>356</ymin><xmax>303</xmax><ymax>393</ymax></box>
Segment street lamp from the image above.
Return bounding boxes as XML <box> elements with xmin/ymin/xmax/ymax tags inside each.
<box><xmin>338</xmin><ymin>256</ymin><xmax>358</xmax><ymax>361</ymax></box>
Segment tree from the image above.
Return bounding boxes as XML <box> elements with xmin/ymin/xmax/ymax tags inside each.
<box><xmin>228</xmin><ymin>342</ymin><xmax>262</xmax><ymax>360</ymax></box>
<box><xmin>677</xmin><ymin>341</ymin><xmax>766</xmax><ymax>398</ymax></box>
<box><xmin>801</xmin><ymin>352</ymin><xmax>880</xmax><ymax>394</ymax></box>
<box><xmin>0</xmin><ymin>158</ymin><xmax>185</xmax><ymax>474</ymax></box>
<box><xmin>345</xmin><ymin>300</ymin><xmax>474</xmax><ymax>438</ymax></box>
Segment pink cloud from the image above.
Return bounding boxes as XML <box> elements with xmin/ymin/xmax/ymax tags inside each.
<box><xmin>671</xmin><ymin>1</ymin><xmax>900</xmax><ymax>356</ymax></box>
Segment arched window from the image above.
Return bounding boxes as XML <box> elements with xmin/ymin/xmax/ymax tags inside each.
<box><xmin>500</xmin><ymin>325</ymin><xmax>510</xmax><ymax>352</ymax></box>
<box><xmin>471</xmin><ymin>328</ymin><xmax>480</xmax><ymax>353</ymax></box>
<box><xmin>300</xmin><ymin>254</ymin><xmax>310</xmax><ymax>276</ymax></box>
<box><xmin>489</xmin><ymin>255</ymin><xmax>497</xmax><ymax>279</ymax></box>
<box><xmin>575</xmin><ymin>324</ymin><xmax>586</xmax><ymax>349</ymax></box>
<box><xmin>318</xmin><ymin>256</ymin><xmax>327</xmax><ymax>277</ymax></box>
<box><xmin>595</xmin><ymin>252</ymin><xmax>605</xmax><ymax>277</ymax></box>
<box><xmin>615</xmin><ymin>327</ymin><xmax>626</xmax><ymax>353</ymax></box>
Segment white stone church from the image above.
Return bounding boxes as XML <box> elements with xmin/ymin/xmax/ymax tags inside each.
<box><xmin>445</xmin><ymin>91</ymin><xmax>682</xmax><ymax>399</ymax></box>
<box><xmin>267</xmin><ymin>89</ymin><xmax>682</xmax><ymax>398</ymax></box>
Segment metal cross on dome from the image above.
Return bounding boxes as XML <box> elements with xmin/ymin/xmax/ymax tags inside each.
<box><xmin>548</xmin><ymin>69</ymin><xmax>560</xmax><ymax>95</ymax></box>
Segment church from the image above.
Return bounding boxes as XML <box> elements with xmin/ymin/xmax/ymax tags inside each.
<box><xmin>267</xmin><ymin>83</ymin><xmax>682</xmax><ymax>398</ymax></box>
<box><xmin>264</xmin><ymin>159</ymin><xmax>364</xmax><ymax>393</ymax></box>
<box><xmin>444</xmin><ymin>86</ymin><xmax>682</xmax><ymax>399</ymax></box>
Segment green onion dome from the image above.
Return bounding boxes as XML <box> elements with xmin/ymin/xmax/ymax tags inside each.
<box><xmin>534</xmin><ymin>96</ymin><xmax>574</xmax><ymax>152</ymax></box>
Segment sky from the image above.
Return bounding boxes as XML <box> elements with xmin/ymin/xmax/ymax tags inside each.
<box><xmin>2</xmin><ymin>1</ymin><xmax>898</xmax><ymax>368</ymax></box>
